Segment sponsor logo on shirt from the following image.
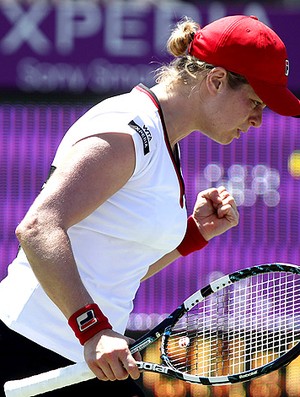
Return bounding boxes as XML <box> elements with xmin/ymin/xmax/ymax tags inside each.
<box><xmin>129</xmin><ymin>120</ymin><xmax>152</xmax><ymax>155</ymax></box>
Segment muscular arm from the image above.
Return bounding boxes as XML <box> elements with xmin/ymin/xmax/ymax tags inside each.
<box><xmin>16</xmin><ymin>133</ymin><xmax>136</xmax><ymax>318</ymax></box>
<box><xmin>16</xmin><ymin>133</ymin><xmax>145</xmax><ymax>381</ymax></box>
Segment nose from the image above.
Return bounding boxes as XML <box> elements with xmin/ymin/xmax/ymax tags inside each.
<box><xmin>249</xmin><ymin>108</ymin><xmax>263</xmax><ymax>128</ymax></box>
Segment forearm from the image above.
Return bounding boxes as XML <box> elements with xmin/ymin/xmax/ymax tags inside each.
<box><xmin>141</xmin><ymin>249</ymin><xmax>181</xmax><ymax>281</ymax></box>
<box><xmin>142</xmin><ymin>215</ymin><xmax>210</xmax><ymax>281</ymax></box>
<box><xmin>16</xmin><ymin>223</ymin><xmax>93</xmax><ymax>319</ymax></box>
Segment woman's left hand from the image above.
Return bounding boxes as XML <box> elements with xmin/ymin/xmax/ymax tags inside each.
<box><xmin>192</xmin><ymin>186</ymin><xmax>239</xmax><ymax>241</ymax></box>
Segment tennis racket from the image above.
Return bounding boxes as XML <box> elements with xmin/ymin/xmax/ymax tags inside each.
<box><xmin>4</xmin><ymin>262</ymin><xmax>300</xmax><ymax>397</ymax></box>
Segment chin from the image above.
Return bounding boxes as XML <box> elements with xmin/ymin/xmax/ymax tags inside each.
<box><xmin>225</xmin><ymin>137</ymin><xmax>236</xmax><ymax>145</ymax></box>
<box><xmin>215</xmin><ymin>136</ymin><xmax>234</xmax><ymax>145</ymax></box>
<box><xmin>202</xmin><ymin>131</ymin><xmax>235</xmax><ymax>145</ymax></box>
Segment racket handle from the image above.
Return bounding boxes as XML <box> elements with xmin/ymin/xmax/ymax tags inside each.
<box><xmin>4</xmin><ymin>362</ymin><xmax>94</xmax><ymax>397</ymax></box>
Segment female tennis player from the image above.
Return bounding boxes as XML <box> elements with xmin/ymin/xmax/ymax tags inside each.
<box><xmin>1</xmin><ymin>14</ymin><xmax>300</xmax><ymax>397</ymax></box>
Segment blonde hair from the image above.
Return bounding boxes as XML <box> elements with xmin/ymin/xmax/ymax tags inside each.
<box><xmin>155</xmin><ymin>17</ymin><xmax>248</xmax><ymax>89</ymax></box>
<box><xmin>167</xmin><ymin>16</ymin><xmax>198</xmax><ymax>57</ymax></box>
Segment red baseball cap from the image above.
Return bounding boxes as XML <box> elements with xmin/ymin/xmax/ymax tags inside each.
<box><xmin>188</xmin><ymin>15</ymin><xmax>300</xmax><ymax>117</ymax></box>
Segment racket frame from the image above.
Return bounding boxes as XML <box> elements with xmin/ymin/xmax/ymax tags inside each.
<box><xmin>132</xmin><ymin>262</ymin><xmax>300</xmax><ymax>385</ymax></box>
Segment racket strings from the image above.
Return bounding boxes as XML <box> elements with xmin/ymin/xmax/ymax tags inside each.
<box><xmin>163</xmin><ymin>272</ymin><xmax>300</xmax><ymax>377</ymax></box>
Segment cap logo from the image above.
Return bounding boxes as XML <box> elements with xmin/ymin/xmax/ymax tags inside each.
<box><xmin>285</xmin><ymin>60</ymin><xmax>290</xmax><ymax>76</ymax></box>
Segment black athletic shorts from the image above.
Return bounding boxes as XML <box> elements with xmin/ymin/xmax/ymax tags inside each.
<box><xmin>0</xmin><ymin>320</ymin><xmax>145</xmax><ymax>397</ymax></box>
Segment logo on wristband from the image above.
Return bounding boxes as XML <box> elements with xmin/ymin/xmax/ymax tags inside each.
<box><xmin>76</xmin><ymin>309</ymin><xmax>98</xmax><ymax>332</ymax></box>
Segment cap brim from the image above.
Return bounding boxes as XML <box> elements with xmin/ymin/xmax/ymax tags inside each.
<box><xmin>247</xmin><ymin>78</ymin><xmax>300</xmax><ymax>117</ymax></box>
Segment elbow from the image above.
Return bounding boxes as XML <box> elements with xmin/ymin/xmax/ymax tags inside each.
<box><xmin>15</xmin><ymin>222</ymin><xmax>25</xmax><ymax>246</ymax></box>
<box><xmin>15</xmin><ymin>215</ymin><xmax>39</xmax><ymax>247</ymax></box>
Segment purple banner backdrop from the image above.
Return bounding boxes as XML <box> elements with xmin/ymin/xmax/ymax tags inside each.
<box><xmin>0</xmin><ymin>1</ymin><xmax>300</xmax><ymax>94</ymax></box>
<box><xmin>1</xmin><ymin>103</ymin><xmax>300</xmax><ymax>330</ymax></box>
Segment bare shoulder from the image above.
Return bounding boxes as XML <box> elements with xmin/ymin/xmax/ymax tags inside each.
<box><xmin>29</xmin><ymin>132</ymin><xmax>136</xmax><ymax>229</ymax></box>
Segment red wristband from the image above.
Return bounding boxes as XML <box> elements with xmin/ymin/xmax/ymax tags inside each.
<box><xmin>177</xmin><ymin>216</ymin><xmax>208</xmax><ymax>256</ymax></box>
<box><xmin>68</xmin><ymin>303</ymin><xmax>112</xmax><ymax>345</ymax></box>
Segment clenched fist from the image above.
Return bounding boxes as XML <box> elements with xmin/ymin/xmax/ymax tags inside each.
<box><xmin>192</xmin><ymin>186</ymin><xmax>239</xmax><ymax>241</ymax></box>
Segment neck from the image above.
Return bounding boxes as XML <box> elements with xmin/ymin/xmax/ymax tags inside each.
<box><xmin>150</xmin><ymin>82</ymin><xmax>204</xmax><ymax>147</ymax></box>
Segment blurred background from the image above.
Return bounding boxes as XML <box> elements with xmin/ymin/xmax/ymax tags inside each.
<box><xmin>1</xmin><ymin>1</ymin><xmax>300</xmax><ymax>396</ymax></box>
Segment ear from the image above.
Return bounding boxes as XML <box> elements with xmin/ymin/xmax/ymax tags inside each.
<box><xmin>206</xmin><ymin>67</ymin><xmax>228</xmax><ymax>95</ymax></box>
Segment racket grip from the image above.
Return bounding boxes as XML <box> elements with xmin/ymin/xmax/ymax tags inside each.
<box><xmin>4</xmin><ymin>362</ymin><xmax>95</xmax><ymax>397</ymax></box>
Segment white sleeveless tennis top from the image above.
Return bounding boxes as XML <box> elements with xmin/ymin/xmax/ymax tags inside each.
<box><xmin>0</xmin><ymin>84</ymin><xmax>187</xmax><ymax>362</ymax></box>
